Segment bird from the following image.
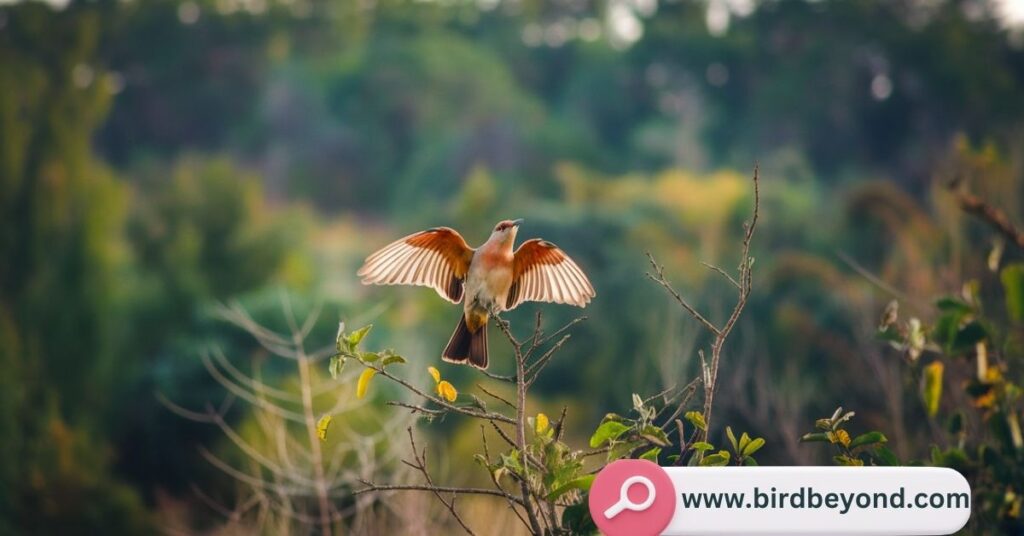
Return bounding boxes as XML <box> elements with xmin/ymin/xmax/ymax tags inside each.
<box><xmin>357</xmin><ymin>219</ymin><xmax>595</xmax><ymax>369</ymax></box>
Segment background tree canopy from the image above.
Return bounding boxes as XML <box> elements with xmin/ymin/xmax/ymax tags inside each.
<box><xmin>1</xmin><ymin>0</ymin><xmax>1023</xmax><ymax>533</ymax></box>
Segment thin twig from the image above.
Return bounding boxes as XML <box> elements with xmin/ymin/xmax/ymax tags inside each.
<box><xmin>355</xmin><ymin>483</ymin><xmax>523</xmax><ymax>505</ymax></box>
<box><xmin>360</xmin><ymin>360</ymin><xmax>515</xmax><ymax>424</ymax></box>
<box><xmin>949</xmin><ymin>177</ymin><xmax>1024</xmax><ymax>250</ymax></box>
<box><xmin>646</xmin><ymin>253</ymin><xmax>722</xmax><ymax>336</ymax></box>
<box><xmin>477</xmin><ymin>384</ymin><xmax>516</xmax><ymax>410</ymax></box>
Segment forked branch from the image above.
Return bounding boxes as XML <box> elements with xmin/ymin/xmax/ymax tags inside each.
<box><xmin>646</xmin><ymin>164</ymin><xmax>760</xmax><ymax>441</ymax></box>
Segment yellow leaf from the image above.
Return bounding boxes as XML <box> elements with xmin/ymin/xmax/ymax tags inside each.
<box><xmin>357</xmin><ymin>368</ymin><xmax>376</xmax><ymax>399</ymax></box>
<box><xmin>437</xmin><ymin>380</ymin><xmax>457</xmax><ymax>402</ymax></box>
<box><xmin>428</xmin><ymin>366</ymin><xmax>441</xmax><ymax>384</ymax></box>
<box><xmin>536</xmin><ymin>413</ymin><xmax>550</xmax><ymax>434</ymax></box>
<box><xmin>836</xmin><ymin>429</ymin><xmax>851</xmax><ymax>448</ymax></box>
<box><xmin>922</xmin><ymin>361</ymin><xmax>944</xmax><ymax>417</ymax></box>
<box><xmin>316</xmin><ymin>415</ymin><xmax>332</xmax><ymax>441</ymax></box>
<box><xmin>973</xmin><ymin>390</ymin><xmax>996</xmax><ymax>409</ymax></box>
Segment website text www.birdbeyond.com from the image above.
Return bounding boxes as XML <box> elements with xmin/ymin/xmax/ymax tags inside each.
<box><xmin>678</xmin><ymin>485</ymin><xmax>970</xmax><ymax>514</ymax></box>
<box><xmin>586</xmin><ymin>461</ymin><xmax>971</xmax><ymax>536</ymax></box>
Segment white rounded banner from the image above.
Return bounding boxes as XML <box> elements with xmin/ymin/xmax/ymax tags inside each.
<box><xmin>588</xmin><ymin>461</ymin><xmax>971</xmax><ymax>536</ymax></box>
<box><xmin>661</xmin><ymin>466</ymin><xmax>970</xmax><ymax>535</ymax></box>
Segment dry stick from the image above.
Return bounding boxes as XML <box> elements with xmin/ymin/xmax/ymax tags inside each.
<box><xmin>282</xmin><ymin>294</ymin><xmax>333</xmax><ymax>536</ymax></box>
<box><xmin>646</xmin><ymin>164</ymin><xmax>760</xmax><ymax>442</ymax></box>
<box><xmin>525</xmin><ymin>334</ymin><xmax>573</xmax><ymax>386</ymax></box>
<box><xmin>355</xmin><ymin>479</ymin><xmax>526</xmax><ymax>505</ymax></box>
<box><xmin>480</xmin><ymin>425</ymin><xmax>532</xmax><ymax>528</ymax></box>
<box><xmin>408</xmin><ymin>428</ymin><xmax>478</xmax><ymax>536</ymax></box>
<box><xmin>950</xmin><ymin>179</ymin><xmax>1024</xmax><ymax>250</ymax></box>
<box><xmin>477</xmin><ymin>383</ymin><xmax>517</xmax><ymax>410</ymax></box>
<box><xmin>355</xmin><ymin>481</ymin><xmax>520</xmax><ymax>500</ymax></box>
<box><xmin>361</xmin><ymin>360</ymin><xmax>516</xmax><ymax>424</ymax></box>
<box><xmin>494</xmin><ymin>318</ymin><xmax>545</xmax><ymax>536</ymax></box>
<box><xmin>553</xmin><ymin>405</ymin><xmax>569</xmax><ymax>441</ymax></box>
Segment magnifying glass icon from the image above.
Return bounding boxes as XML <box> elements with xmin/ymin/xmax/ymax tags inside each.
<box><xmin>603</xmin><ymin>475</ymin><xmax>657</xmax><ymax>519</ymax></box>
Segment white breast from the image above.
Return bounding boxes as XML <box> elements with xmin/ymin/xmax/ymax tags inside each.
<box><xmin>464</xmin><ymin>261</ymin><xmax>512</xmax><ymax>313</ymax></box>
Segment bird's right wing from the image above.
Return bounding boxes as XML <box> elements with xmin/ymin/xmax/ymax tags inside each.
<box><xmin>358</xmin><ymin>227</ymin><xmax>474</xmax><ymax>304</ymax></box>
<box><xmin>505</xmin><ymin>239</ymin><xmax>595</xmax><ymax>310</ymax></box>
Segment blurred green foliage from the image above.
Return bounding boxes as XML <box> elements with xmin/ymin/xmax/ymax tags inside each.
<box><xmin>1</xmin><ymin>0</ymin><xmax>1023</xmax><ymax>532</ymax></box>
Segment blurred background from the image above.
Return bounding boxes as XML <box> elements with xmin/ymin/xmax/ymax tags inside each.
<box><xmin>1</xmin><ymin>0</ymin><xmax>1023</xmax><ymax>533</ymax></box>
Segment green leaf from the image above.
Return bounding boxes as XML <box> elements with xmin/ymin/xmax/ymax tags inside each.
<box><xmin>639</xmin><ymin>447</ymin><xmax>661</xmax><ymax>462</ymax></box>
<box><xmin>922</xmin><ymin>361</ymin><xmax>944</xmax><ymax>417</ymax></box>
<box><xmin>381</xmin><ymin>354</ymin><xmax>407</xmax><ymax>367</ymax></box>
<box><xmin>335</xmin><ymin>322</ymin><xmax>346</xmax><ymax>352</ymax></box>
<box><xmin>849</xmin><ymin>431</ymin><xmax>888</xmax><ymax>450</ymax></box>
<box><xmin>691</xmin><ymin>441</ymin><xmax>714</xmax><ymax>452</ymax></box>
<box><xmin>601</xmin><ymin>413</ymin><xmax>628</xmax><ymax>424</ymax></box>
<box><xmin>346</xmin><ymin>325</ymin><xmax>373</xmax><ymax>348</ymax></box>
<box><xmin>800</xmin><ymin>432</ymin><xmax>830</xmax><ymax>443</ymax></box>
<box><xmin>607</xmin><ymin>440</ymin><xmax>644</xmax><ymax>462</ymax></box>
<box><xmin>561</xmin><ymin>502</ymin><xmax>597</xmax><ymax>534</ymax></box>
<box><xmin>742</xmin><ymin>437</ymin><xmax>765</xmax><ymax>457</ymax></box>
<box><xmin>546</xmin><ymin>475</ymin><xmax>595</xmax><ymax>501</ymax></box>
<box><xmin>739</xmin><ymin>432</ymin><xmax>751</xmax><ymax>453</ymax></box>
<box><xmin>699</xmin><ymin>451</ymin><xmax>730</xmax><ymax>466</ymax></box>
<box><xmin>932</xmin><ymin>313</ymin><xmax>962</xmax><ymax>353</ymax></box>
<box><xmin>833</xmin><ymin>455</ymin><xmax>864</xmax><ymax>467</ymax></box>
<box><xmin>500</xmin><ymin>450</ymin><xmax>524</xmax><ymax>475</ymax></box>
<box><xmin>1002</xmin><ymin>263</ymin><xmax>1024</xmax><ymax>323</ymax></box>
<box><xmin>356</xmin><ymin>368</ymin><xmax>376</xmax><ymax>399</ymax></box>
<box><xmin>359</xmin><ymin>351</ymin><xmax>380</xmax><ymax>363</ymax></box>
<box><xmin>947</xmin><ymin>412</ymin><xmax>964</xmax><ymax>435</ymax></box>
<box><xmin>726</xmin><ymin>426</ymin><xmax>738</xmax><ymax>452</ymax></box>
<box><xmin>666</xmin><ymin>454</ymin><xmax>680</xmax><ymax>464</ymax></box>
<box><xmin>936</xmin><ymin>297</ymin><xmax>973</xmax><ymax>315</ymax></box>
<box><xmin>951</xmin><ymin>322</ymin><xmax>987</xmax><ymax>353</ymax></box>
<box><xmin>871</xmin><ymin>446</ymin><xmax>900</xmax><ymax>466</ymax></box>
<box><xmin>639</xmin><ymin>425</ymin><xmax>670</xmax><ymax>447</ymax></box>
<box><xmin>743</xmin><ymin>457</ymin><xmax>759</xmax><ymax>466</ymax></box>
<box><xmin>329</xmin><ymin>355</ymin><xmax>345</xmax><ymax>379</ymax></box>
<box><xmin>685</xmin><ymin>411</ymin><xmax>707</xmax><ymax>431</ymax></box>
<box><xmin>589</xmin><ymin>421</ymin><xmax>630</xmax><ymax>448</ymax></box>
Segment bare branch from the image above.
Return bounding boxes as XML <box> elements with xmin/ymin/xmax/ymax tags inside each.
<box><xmin>647</xmin><ymin>163</ymin><xmax>760</xmax><ymax>440</ymax></box>
<box><xmin>354</xmin><ymin>483</ymin><xmax>523</xmax><ymax>505</ymax></box>
<box><xmin>701</xmin><ymin>261</ymin><xmax>741</xmax><ymax>289</ymax></box>
<box><xmin>949</xmin><ymin>177</ymin><xmax>1024</xmax><ymax>250</ymax></box>
<box><xmin>361</xmin><ymin>360</ymin><xmax>516</xmax><ymax>424</ymax></box>
<box><xmin>646</xmin><ymin>252</ymin><xmax>722</xmax><ymax>336</ymax></box>
<box><xmin>477</xmin><ymin>384</ymin><xmax>516</xmax><ymax>410</ymax></box>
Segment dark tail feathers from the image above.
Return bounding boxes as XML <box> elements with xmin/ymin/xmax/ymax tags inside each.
<box><xmin>442</xmin><ymin>316</ymin><xmax>488</xmax><ymax>369</ymax></box>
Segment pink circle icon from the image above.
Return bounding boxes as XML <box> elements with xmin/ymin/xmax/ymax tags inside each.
<box><xmin>588</xmin><ymin>459</ymin><xmax>676</xmax><ymax>536</ymax></box>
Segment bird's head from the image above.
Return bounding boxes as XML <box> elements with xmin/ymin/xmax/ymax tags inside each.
<box><xmin>489</xmin><ymin>218</ymin><xmax>523</xmax><ymax>244</ymax></box>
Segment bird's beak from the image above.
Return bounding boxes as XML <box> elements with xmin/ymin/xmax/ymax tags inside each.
<box><xmin>511</xmin><ymin>219</ymin><xmax>524</xmax><ymax>227</ymax></box>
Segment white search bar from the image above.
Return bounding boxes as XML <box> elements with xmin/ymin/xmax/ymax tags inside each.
<box><xmin>588</xmin><ymin>460</ymin><xmax>971</xmax><ymax>536</ymax></box>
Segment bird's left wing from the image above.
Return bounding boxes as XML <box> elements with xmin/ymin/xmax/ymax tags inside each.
<box><xmin>358</xmin><ymin>227</ymin><xmax>474</xmax><ymax>304</ymax></box>
<box><xmin>505</xmin><ymin>239</ymin><xmax>595</xmax><ymax>310</ymax></box>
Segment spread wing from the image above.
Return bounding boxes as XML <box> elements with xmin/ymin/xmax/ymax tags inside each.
<box><xmin>358</xmin><ymin>227</ymin><xmax>474</xmax><ymax>304</ymax></box>
<box><xmin>505</xmin><ymin>239</ymin><xmax>595</xmax><ymax>310</ymax></box>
